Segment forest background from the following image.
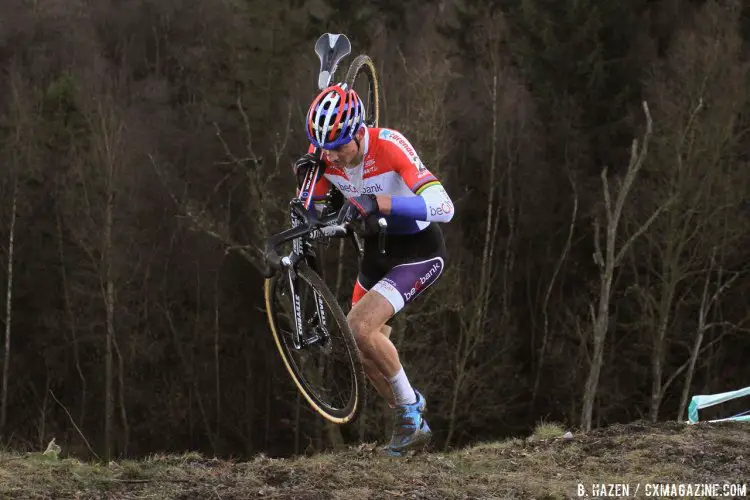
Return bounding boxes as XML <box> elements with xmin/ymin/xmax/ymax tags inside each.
<box><xmin>0</xmin><ymin>0</ymin><xmax>748</xmax><ymax>460</ymax></box>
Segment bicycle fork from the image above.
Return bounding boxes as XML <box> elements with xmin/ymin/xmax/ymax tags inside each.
<box><xmin>284</xmin><ymin>207</ymin><xmax>330</xmax><ymax>350</ymax></box>
<box><xmin>283</xmin><ymin>266</ymin><xmax>330</xmax><ymax>350</ymax></box>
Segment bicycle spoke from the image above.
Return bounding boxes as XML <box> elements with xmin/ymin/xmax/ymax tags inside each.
<box><xmin>268</xmin><ymin>265</ymin><xmax>360</xmax><ymax>420</ymax></box>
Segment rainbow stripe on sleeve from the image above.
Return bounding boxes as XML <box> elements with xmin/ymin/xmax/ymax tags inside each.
<box><xmin>415</xmin><ymin>180</ymin><xmax>440</xmax><ymax>194</ymax></box>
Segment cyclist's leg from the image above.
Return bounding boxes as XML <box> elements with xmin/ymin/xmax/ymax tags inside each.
<box><xmin>352</xmin><ymin>279</ymin><xmax>393</xmax><ymax>338</ymax></box>
<box><xmin>348</xmin><ymin>288</ymin><xmax>401</xmax><ymax>380</ymax></box>
<box><xmin>356</xmin><ymin>255</ymin><xmax>445</xmax><ymax>382</ymax></box>
<box><xmin>350</xmin><ymin>224</ymin><xmax>445</xmax><ymax>413</ymax></box>
<box><xmin>351</xmin><ymin>279</ymin><xmax>396</xmax><ymax>406</ymax></box>
<box><xmin>349</xmin><ymin>255</ymin><xmax>445</xmax><ymax>398</ymax></box>
<box><xmin>353</xmin><ymin>256</ymin><xmax>445</xmax><ymax>452</ymax></box>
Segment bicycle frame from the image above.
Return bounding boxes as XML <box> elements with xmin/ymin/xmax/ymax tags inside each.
<box><xmin>264</xmin><ymin>161</ymin><xmax>387</xmax><ymax>351</ymax></box>
<box><xmin>264</xmin><ymin>165</ymin><xmax>349</xmax><ymax>350</ymax></box>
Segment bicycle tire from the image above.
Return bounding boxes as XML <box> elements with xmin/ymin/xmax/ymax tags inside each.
<box><xmin>264</xmin><ymin>261</ymin><xmax>366</xmax><ymax>424</ymax></box>
<box><xmin>344</xmin><ymin>54</ymin><xmax>380</xmax><ymax>127</ymax></box>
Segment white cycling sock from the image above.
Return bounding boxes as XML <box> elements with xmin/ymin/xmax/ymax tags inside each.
<box><xmin>388</xmin><ymin>367</ymin><xmax>417</xmax><ymax>406</ymax></box>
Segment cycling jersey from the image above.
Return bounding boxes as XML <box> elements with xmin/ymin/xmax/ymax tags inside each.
<box><xmin>303</xmin><ymin>126</ymin><xmax>454</xmax><ymax>313</ymax></box>
<box><xmin>307</xmin><ymin>126</ymin><xmax>455</xmax><ymax>235</ymax></box>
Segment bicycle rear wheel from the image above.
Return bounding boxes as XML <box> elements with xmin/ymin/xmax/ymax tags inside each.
<box><xmin>345</xmin><ymin>54</ymin><xmax>380</xmax><ymax>127</ymax></box>
<box><xmin>264</xmin><ymin>261</ymin><xmax>365</xmax><ymax>423</ymax></box>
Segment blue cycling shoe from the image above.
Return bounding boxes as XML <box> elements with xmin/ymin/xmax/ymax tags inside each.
<box><xmin>385</xmin><ymin>390</ymin><xmax>432</xmax><ymax>456</ymax></box>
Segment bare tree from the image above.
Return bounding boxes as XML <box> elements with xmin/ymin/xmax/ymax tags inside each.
<box><xmin>153</xmin><ymin>92</ymin><xmax>292</xmax><ymax>275</ymax></box>
<box><xmin>59</xmin><ymin>62</ymin><xmax>136</xmax><ymax>459</ymax></box>
<box><xmin>0</xmin><ymin>175</ymin><xmax>18</xmax><ymax>441</ymax></box>
<box><xmin>582</xmin><ymin>101</ymin><xmax>671</xmax><ymax>431</ymax></box>
<box><xmin>532</xmin><ymin>172</ymin><xmax>577</xmax><ymax>406</ymax></box>
<box><xmin>444</xmin><ymin>69</ymin><xmax>503</xmax><ymax>448</ymax></box>
<box><xmin>0</xmin><ymin>66</ymin><xmax>35</xmax><ymax>440</ymax></box>
<box><xmin>633</xmin><ymin>0</ymin><xmax>750</xmax><ymax>420</ymax></box>
<box><xmin>675</xmin><ymin>243</ymin><xmax>743</xmax><ymax>421</ymax></box>
<box><xmin>436</xmin><ymin>9</ymin><xmax>534</xmax><ymax>447</ymax></box>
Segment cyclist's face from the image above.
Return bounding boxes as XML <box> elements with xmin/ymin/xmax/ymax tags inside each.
<box><xmin>323</xmin><ymin>137</ymin><xmax>359</xmax><ymax>167</ymax></box>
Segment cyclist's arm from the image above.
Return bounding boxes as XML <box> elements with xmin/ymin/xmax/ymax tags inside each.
<box><xmin>378</xmin><ymin>133</ymin><xmax>454</xmax><ymax>223</ymax></box>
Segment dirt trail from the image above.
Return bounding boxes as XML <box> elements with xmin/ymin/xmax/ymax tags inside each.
<box><xmin>1</xmin><ymin>421</ymin><xmax>747</xmax><ymax>499</ymax></box>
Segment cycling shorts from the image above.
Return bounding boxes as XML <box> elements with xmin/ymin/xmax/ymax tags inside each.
<box><xmin>352</xmin><ymin>223</ymin><xmax>446</xmax><ymax>314</ymax></box>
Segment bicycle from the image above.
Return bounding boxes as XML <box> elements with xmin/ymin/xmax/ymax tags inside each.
<box><xmin>262</xmin><ymin>33</ymin><xmax>383</xmax><ymax>424</ymax></box>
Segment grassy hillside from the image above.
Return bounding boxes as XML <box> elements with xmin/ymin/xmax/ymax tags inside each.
<box><xmin>1</xmin><ymin>421</ymin><xmax>748</xmax><ymax>499</ymax></box>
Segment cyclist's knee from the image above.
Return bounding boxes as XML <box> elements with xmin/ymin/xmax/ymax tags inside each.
<box><xmin>347</xmin><ymin>314</ymin><xmax>375</xmax><ymax>345</ymax></box>
<box><xmin>347</xmin><ymin>291</ymin><xmax>393</xmax><ymax>347</ymax></box>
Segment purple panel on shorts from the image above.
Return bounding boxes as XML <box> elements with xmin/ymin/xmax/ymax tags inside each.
<box><xmin>380</xmin><ymin>256</ymin><xmax>444</xmax><ymax>308</ymax></box>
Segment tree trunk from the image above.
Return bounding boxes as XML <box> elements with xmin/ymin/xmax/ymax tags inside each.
<box><xmin>649</xmin><ymin>288</ymin><xmax>674</xmax><ymax>422</ymax></box>
<box><xmin>444</xmin><ymin>72</ymin><xmax>499</xmax><ymax>450</ymax></box>
<box><xmin>115</xmin><ymin>337</ymin><xmax>129</xmax><ymax>455</ymax></box>
<box><xmin>103</xmin><ymin>175</ymin><xmax>115</xmax><ymax>460</ymax></box>
<box><xmin>56</xmin><ymin>207</ymin><xmax>87</xmax><ymax>424</ymax></box>
<box><xmin>532</xmin><ymin>180</ymin><xmax>577</xmax><ymax>407</ymax></box>
<box><xmin>581</xmin><ymin>273</ymin><xmax>613</xmax><ymax>431</ymax></box>
<box><xmin>678</xmin><ymin>324</ymin><xmax>706</xmax><ymax>422</ymax></box>
<box><xmin>0</xmin><ymin>179</ymin><xmax>18</xmax><ymax>439</ymax></box>
<box><xmin>214</xmin><ymin>277</ymin><xmax>221</xmax><ymax>441</ymax></box>
<box><xmin>264</xmin><ymin>377</ymin><xmax>271</xmax><ymax>450</ymax></box>
<box><xmin>581</xmin><ymin>101</ymin><xmax>656</xmax><ymax>431</ymax></box>
<box><xmin>677</xmin><ymin>251</ymin><xmax>737</xmax><ymax>421</ymax></box>
<box><xmin>244</xmin><ymin>351</ymin><xmax>254</xmax><ymax>456</ymax></box>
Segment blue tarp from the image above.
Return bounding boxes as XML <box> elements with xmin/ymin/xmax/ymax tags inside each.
<box><xmin>687</xmin><ymin>386</ymin><xmax>750</xmax><ymax>423</ymax></box>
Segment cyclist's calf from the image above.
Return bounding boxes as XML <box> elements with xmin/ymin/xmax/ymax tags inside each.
<box><xmin>360</xmin><ymin>356</ymin><xmax>396</xmax><ymax>406</ymax></box>
<box><xmin>346</xmin><ymin>291</ymin><xmax>401</xmax><ymax>378</ymax></box>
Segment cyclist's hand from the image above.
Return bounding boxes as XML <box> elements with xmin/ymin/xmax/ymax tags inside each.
<box><xmin>336</xmin><ymin>194</ymin><xmax>379</xmax><ymax>224</ymax></box>
<box><xmin>293</xmin><ymin>153</ymin><xmax>323</xmax><ymax>188</ymax></box>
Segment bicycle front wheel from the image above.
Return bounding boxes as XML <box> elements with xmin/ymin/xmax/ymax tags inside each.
<box><xmin>264</xmin><ymin>262</ymin><xmax>366</xmax><ymax>424</ymax></box>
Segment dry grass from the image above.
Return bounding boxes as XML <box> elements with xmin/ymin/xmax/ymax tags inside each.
<box><xmin>0</xmin><ymin>421</ymin><xmax>747</xmax><ymax>499</ymax></box>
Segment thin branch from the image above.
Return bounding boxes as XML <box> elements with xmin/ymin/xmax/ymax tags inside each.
<box><xmin>149</xmin><ymin>154</ymin><xmax>262</xmax><ymax>268</ymax></box>
<box><xmin>601</xmin><ymin>167</ymin><xmax>612</xmax><ymax>224</ymax></box>
<box><xmin>237</xmin><ymin>94</ymin><xmax>262</xmax><ymax>169</ymax></box>
<box><xmin>213</xmin><ymin>122</ymin><xmax>245</xmax><ymax>167</ymax></box>
<box><xmin>709</xmin><ymin>273</ymin><xmax>740</xmax><ymax>305</ymax></box>
<box><xmin>534</xmin><ymin>171</ymin><xmax>578</xmax><ymax>401</ymax></box>
<box><xmin>615</xmin><ymin>197</ymin><xmax>675</xmax><ymax>264</ymax></box>
<box><xmin>661</xmin><ymin>329</ymin><xmax>732</xmax><ymax>397</ymax></box>
<box><xmin>273</xmin><ymin>101</ymin><xmax>294</xmax><ymax>168</ymax></box>
<box><xmin>702</xmin><ymin>321</ymin><xmax>748</xmax><ymax>331</ymax></box>
<box><xmin>49</xmin><ymin>390</ymin><xmax>101</xmax><ymax>462</ymax></box>
<box><xmin>593</xmin><ymin>217</ymin><xmax>604</xmax><ymax>268</ymax></box>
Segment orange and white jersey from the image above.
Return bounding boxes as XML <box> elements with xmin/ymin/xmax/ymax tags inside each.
<box><xmin>308</xmin><ymin>126</ymin><xmax>454</xmax><ymax>234</ymax></box>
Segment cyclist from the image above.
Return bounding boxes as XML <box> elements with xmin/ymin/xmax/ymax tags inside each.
<box><xmin>293</xmin><ymin>82</ymin><xmax>454</xmax><ymax>455</ymax></box>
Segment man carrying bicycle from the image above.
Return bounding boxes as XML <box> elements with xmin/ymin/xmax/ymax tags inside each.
<box><xmin>293</xmin><ymin>82</ymin><xmax>454</xmax><ymax>456</ymax></box>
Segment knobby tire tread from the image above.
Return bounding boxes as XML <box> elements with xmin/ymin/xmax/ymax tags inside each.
<box><xmin>265</xmin><ymin>262</ymin><xmax>365</xmax><ymax>424</ymax></box>
<box><xmin>344</xmin><ymin>54</ymin><xmax>380</xmax><ymax>128</ymax></box>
